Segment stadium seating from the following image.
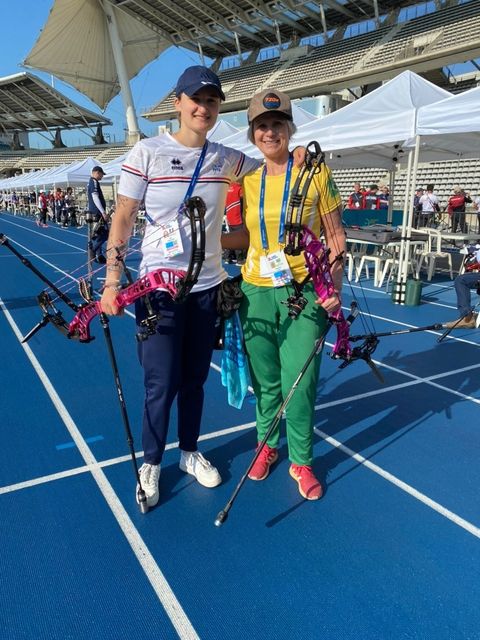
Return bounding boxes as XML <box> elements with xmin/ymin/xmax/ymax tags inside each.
<box><xmin>145</xmin><ymin>0</ymin><xmax>480</xmax><ymax>119</ymax></box>
<box><xmin>0</xmin><ymin>144</ymin><xmax>133</xmax><ymax>174</ymax></box>
<box><xmin>363</xmin><ymin>1</ymin><xmax>480</xmax><ymax>70</ymax></box>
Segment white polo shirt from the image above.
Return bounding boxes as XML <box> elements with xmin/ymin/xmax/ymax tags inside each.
<box><xmin>119</xmin><ymin>133</ymin><xmax>260</xmax><ymax>291</ymax></box>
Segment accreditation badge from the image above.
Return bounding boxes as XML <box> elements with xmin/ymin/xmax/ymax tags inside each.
<box><xmin>260</xmin><ymin>250</ymin><xmax>292</xmax><ymax>287</ymax></box>
<box><xmin>160</xmin><ymin>220</ymin><xmax>184</xmax><ymax>257</ymax></box>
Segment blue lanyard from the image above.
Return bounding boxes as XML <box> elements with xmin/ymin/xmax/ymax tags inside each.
<box><xmin>258</xmin><ymin>154</ymin><xmax>293</xmax><ymax>251</ymax></box>
<box><xmin>145</xmin><ymin>141</ymin><xmax>208</xmax><ymax>225</ymax></box>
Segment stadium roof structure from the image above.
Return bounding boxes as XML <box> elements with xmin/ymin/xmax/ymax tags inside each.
<box><xmin>100</xmin><ymin>0</ymin><xmax>422</xmax><ymax>60</ymax></box>
<box><xmin>0</xmin><ymin>72</ymin><xmax>111</xmax><ymax>135</ymax></box>
<box><xmin>25</xmin><ymin>0</ymin><xmax>423</xmax><ymax>111</ymax></box>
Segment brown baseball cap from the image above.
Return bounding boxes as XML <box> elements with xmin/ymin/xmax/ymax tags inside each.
<box><xmin>247</xmin><ymin>89</ymin><xmax>292</xmax><ymax>123</ymax></box>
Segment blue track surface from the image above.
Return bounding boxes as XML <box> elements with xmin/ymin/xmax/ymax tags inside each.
<box><xmin>1</xmin><ymin>211</ymin><xmax>479</xmax><ymax>639</ymax></box>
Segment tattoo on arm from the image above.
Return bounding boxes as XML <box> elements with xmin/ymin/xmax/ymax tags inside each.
<box><xmin>117</xmin><ymin>195</ymin><xmax>140</xmax><ymax>222</ymax></box>
<box><xmin>106</xmin><ymin>240</ymin><xmax>129</xmax><ymax>265</ymax></box>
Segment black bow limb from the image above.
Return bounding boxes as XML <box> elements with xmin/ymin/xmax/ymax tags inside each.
<box><xmin>0</xmin><ymin>233</ymin><xmax>79</xmax><ymax>342</ymax></box>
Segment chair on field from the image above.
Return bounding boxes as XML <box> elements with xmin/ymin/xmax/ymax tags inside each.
<box><xmin>415</xmin><ymin>228</ymin><xmax>453</xmax><ymax>281</ymax></box>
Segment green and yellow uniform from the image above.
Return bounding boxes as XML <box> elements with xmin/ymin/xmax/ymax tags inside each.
<box><xmin>239</xmin><ymin>163</ymin><xmax>342</xmax><ymax>465</ymax></box>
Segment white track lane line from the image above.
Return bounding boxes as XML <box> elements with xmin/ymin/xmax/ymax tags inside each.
<box><xmin>314</xmin><ymin>426</ymin><xmax>480</xmax><ymax>539</ymax></box>
<box><xmin>3</xmin><ymin>236</ymin><xmax>136</xmax><ymax>320</ymax></box>
<box><xmin>0</xmin><ymin>422</ymin><xmax>257</xmax><ymax>495</ymax></box>
<box><xmin>2</xmin><ymin>216</ymin><xmax>142</xmax><ymax>272</ymax></box>
<box><xmin>0</xmin><ymin>299</ymin><xmax>200</xmax><ymax>640</ymax></box>
<box><xmin>2</xmin><ymin>218</ymin><xmax>88</xmax><ymax>250</ymax></box>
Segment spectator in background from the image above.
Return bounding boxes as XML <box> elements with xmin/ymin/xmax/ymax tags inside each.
<box><xmin>87</xmin><ymin>165</ymin><xmax>109</xmax><ymax>264</ymax></box>
<box><xmin>347</xmin><ymin>182</ymin><xmax>364</xmax><ymax>209</ymax></box>
<box><xmin>413</xmin><ymin>187</ymin><xmax>424</xmax><ymax>228</ymax></box>
<box><xmin>364</xmin><ymin>184</ymin><xmax>379</xmax><ymax>210</ymax></box>
<box><xmin>444</xmin><ymin>268</ymin><xmax>479</xmax><ymax>330</ymax></box>
<box><xmin>418</xmin><ymin>183</ymin><xmax>439</xmax><ymax>227</ymax></box>
<box><xmin>223</xmin><ymin>181</ymin><xmax>245</xmax><ymax>264</ymax></box>
<box><xmin>447</xmin><ymin>186</ymin><xmax>472</xmax><ymax>234</ymax></box>
<box><xmin>47</xmin><ymin>191</ymin><xmax>55</xmax><ymax>218</ymax></box>
<box><xmin>37</xmin><ymin>190</ymin><xmax>48</xmax><ymax>228</ymax></box>
<box><xmin>474</xmin><ymin>195</ymin><xmax>480</xmax><ymax>232</ymax></box>
<box><xmin>377</xmin><ymin>185</ymin><xmax>389</xmax><ymax>210</ymax></box>
<box><xmin>64</xmin><ymin>187</ymin><xmax>77</xmax><ymax>227</ymax></box>
<box><xmin>54</xmin><ymin>187</ymin><xmax>65</xmax><ymax>224</ymax></box>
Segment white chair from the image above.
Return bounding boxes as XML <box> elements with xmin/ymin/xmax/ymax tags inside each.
<box><xmin>345</xmin><ymin>242</ymin><xmax>363</xmax><ymax>281</ymax></box>
<box><xmin>415</xmin><ymin>229</ymin><xmax>453</xmax><ymax>281</ymax></box>
<box><xmin>355</xmin><ymin>246</ymin><xmax>389</xmax><ymax>287</ymax></box>
<box><xmin>379</xmin><ymin>240</ymin><xmax>426</xmax><ymax>291</ymax></box>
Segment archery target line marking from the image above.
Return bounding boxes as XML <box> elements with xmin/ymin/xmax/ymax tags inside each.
<box><xmin>56</xmin><ymin>435</ymin><xmax>104</xmax><ymax>450</ymax></box>
<box><xmin>0</xmin><ymin>297</ymin><xmax>200</xmax><ymax>640</ymax></box>
<box><xmin>4</xmin><ymin>351</ymin><xmax>478</xmax><ymax>496</ymax></box>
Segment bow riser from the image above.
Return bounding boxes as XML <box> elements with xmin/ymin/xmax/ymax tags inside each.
<box><xmin>299</xmin><ymin>226</ymin><xmax>352</xmax><ymax>361</ymax></box>
<box><xmin>68</xmin><ymin>267</ymin><xmax>187</xmax><ymax>342</ymax></box>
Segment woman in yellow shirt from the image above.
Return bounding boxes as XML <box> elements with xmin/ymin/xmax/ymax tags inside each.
<box><xmin>231</xmin><ymin>89</ymin><xmax>345</xmax><ymax>500</ymax></box>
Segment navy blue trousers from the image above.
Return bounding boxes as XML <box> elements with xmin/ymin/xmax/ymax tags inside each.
<box><xmin>136</xmin><ymin>285</ymin><xmax>219</xmax><ymax>465</ymax></box>
<box><xmin>88</xmin><ymin>225</ymin><xmax>108</xmax><ymax>259</ymax></box>
<box><xmin>454</xmin><ymin>272</ymin><xmax>480</xmax><ymax>317</ymax></box>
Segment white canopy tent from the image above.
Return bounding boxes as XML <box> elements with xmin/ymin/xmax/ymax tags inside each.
<box><xmin>0</xmin><ymin>165</ymin><xmax>69</xmax><ymax>191</ymax></box>
<box><xmin>220</xmin><ymin>71</ymin><xmax>451</xmax><ymax>170</ymax></box>
<box><xmin>292</xmin><ymin>70</ymin><xmax>452</xmax><ymax>169</ymax></box>
<box><xmin>207</xmin><ymin>120</ymin><xmax>240</xmax><ymax>142</ymax></box>
<box><xmin>0</xmin><ymin>157</ymin><xmax>119</xmax><ymax>192</ymax></box>
<box><xmin>101</xmin><ymin>153</ymin><xmax>128</xmax><ymax>179</ymax></box>
<box><xmin>397</xmin><ymin>86</ymin><xmax>480</xmax><ymax>290</ymax></box>
<box><xmin>411</xmin><ymin>85</ymin><xmax>480</xmax><ymax>160</ymax></box>
<box><xmin>43</xmin><ymin>157</ymin><xmax>114</xmax><ymax>187</ymax></box>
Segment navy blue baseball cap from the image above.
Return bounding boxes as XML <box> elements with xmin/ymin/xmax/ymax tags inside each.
<box><xmin>175</xmin><ymin>66</ymin><xmax>225</xmax><ymax>100</ymax></box>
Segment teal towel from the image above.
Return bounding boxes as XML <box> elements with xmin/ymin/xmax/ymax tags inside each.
<box><xmin>221</xmin><ymin>312</ymin><xmax>250</xmax><ymax>409</ymax></box>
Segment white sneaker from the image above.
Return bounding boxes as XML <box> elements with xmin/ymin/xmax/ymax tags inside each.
<box><xmin>179</xmin><ymin>451</ymin><xmax>222</xmax><ymax>488</ymax></box>
<box><xmin>136</xmin><ymin>463</ymin><xmax>161</xmax><ymax>507</ymax></box>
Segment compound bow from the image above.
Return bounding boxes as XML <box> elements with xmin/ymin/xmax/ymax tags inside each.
<box><xmin>0</xmin><ymin>196</ymin><xmax>206</xmax><ymax>343</ymax></box>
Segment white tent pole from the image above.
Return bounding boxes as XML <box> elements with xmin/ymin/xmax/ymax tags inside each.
<box><xmin>403</xmin><ymin>134</ymin><xmax>421</xmax><ymax>284</ymax></box>
<box><xmin>393</xmin><ymin>148</ymin><xmax>413</xmax><ymax>304</ymax></box>
<box><xmin>101</xmin><ymin>0</ymin><xmax>141</xmax><ymax>145</ymax></box>
<box><xmin>395</xmin><ymin>136</ymin><xmax>421</xmax><ymax>303</ymax></box>
<box><xmin>387</xmin><ymin>168</ymin><xmax>394</xmax><ymax>224</ymax></box>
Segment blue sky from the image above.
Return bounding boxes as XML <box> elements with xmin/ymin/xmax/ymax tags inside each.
<box><xmin>0</xmin><ymin>0</ymin><xmax>206</xmax><ymax>147</ymax></box>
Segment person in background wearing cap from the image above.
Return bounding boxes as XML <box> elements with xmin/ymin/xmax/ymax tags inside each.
<box><xmin>87</xmin><ymin>165</ymin><xmax>109</xmax><ymax>264</ymax></box>
<box><xmin>100</xmin><ymin>65</ymin><xmax>266</xmax><ymax>509</ymax></box>
<box><xmin>224</xmin><ymin>88</ymin><xmax>344</xmax><ymax>501</ymax></box>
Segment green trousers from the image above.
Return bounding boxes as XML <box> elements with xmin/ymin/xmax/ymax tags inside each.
<box><xmin>239</xmin><ymin>281</ymin><xmax>327</xmax><ymax>465</ymax></box>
